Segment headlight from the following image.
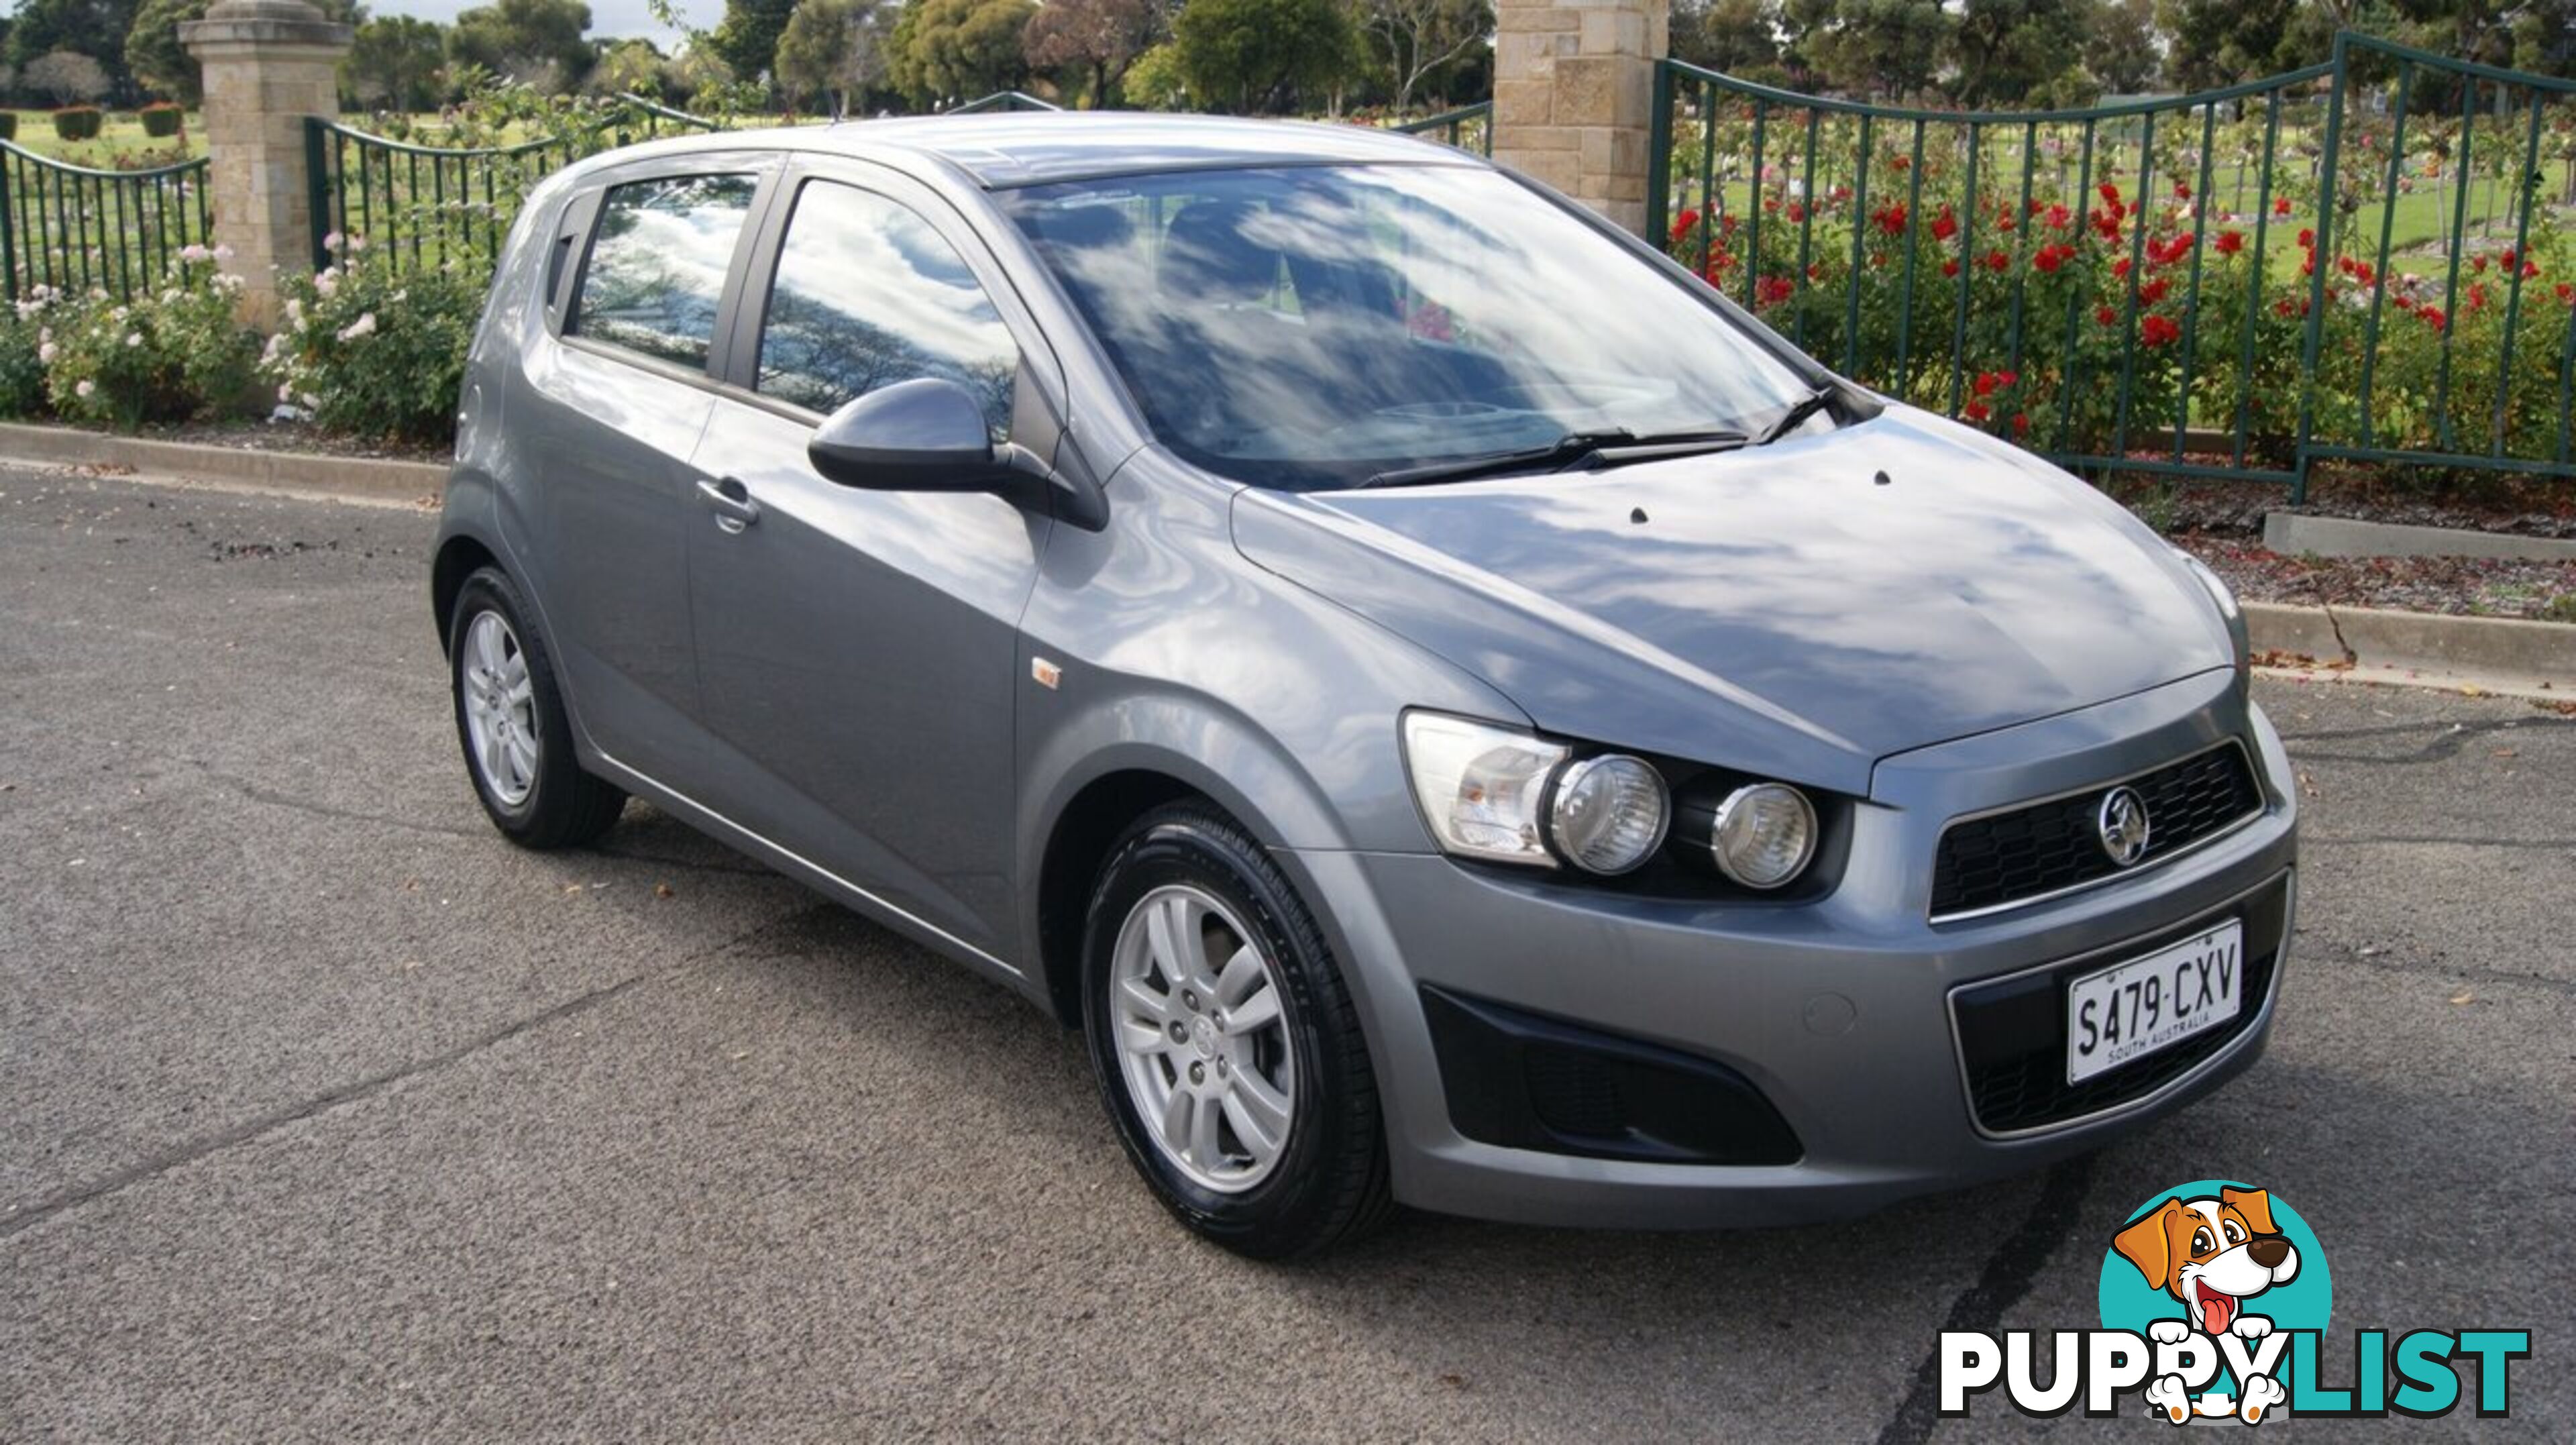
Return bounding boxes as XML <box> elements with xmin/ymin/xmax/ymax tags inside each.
<box><xmin>1709</xmin><ymin>782</ymin><xmax>1817</xmax><ymax>889</ymax></box>
<box><xmin>1547</xmin><ymin>754</ymin><xmax>1669</xmax><ymax>875</ymax></box>
<box><xmin>1401</xmin><ymin>713</ymin><xmax>1568</xmax><ymax>866</ymax></box>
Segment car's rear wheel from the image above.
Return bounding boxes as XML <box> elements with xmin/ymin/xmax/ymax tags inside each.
<box><xmin>1082</xmin><ymin>803</ymin><xmax>1391</xmax><ymax>1259</ymax></box>
<box><xmin>448</xmin><ymin>566</ymin><xmax>624</xmax><ymax>848</ymax></box>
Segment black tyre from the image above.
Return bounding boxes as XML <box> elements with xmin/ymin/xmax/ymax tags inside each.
<box><xmin>447</xmin><ymin>566</ymin><xmax>625</xmax><ymax>849</ymax></box>
<box><xmin>1081</xmin><ymin>802</ymin><xmax>1392</xmax><ymax>1259</ymax></box>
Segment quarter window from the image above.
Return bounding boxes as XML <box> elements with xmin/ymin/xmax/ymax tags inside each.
<box><xmin>757</xmin><ymin>182</ymin><xmax>1018</xmax><ymax>439</ymax></box>
<box><xmin>572</xmin><ymin>173</ymin><xmax>759</xmax><ymax>370</ymax></box>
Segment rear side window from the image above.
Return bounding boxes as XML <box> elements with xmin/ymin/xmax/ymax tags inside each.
<box><xmin>572</xmin><ymin>173</ymin><xmax>760</xmax><ymax>370</ymax></box>
<box><xmin>755</xmin><ymin>181</ymin><xmax>1018</xmax><ymax>439</ymax></box>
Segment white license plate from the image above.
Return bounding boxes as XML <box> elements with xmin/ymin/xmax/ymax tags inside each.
<box><xmin>2065</xmin><ymin>921</ymin><xmax>2244</xmax><ymax>1085</ymax></box>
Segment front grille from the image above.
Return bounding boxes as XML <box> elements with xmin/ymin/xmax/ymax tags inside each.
<box><xmin>1930</xmin><ymin>741</ymin><xmax>2261</xmax><ymax>920</ymax></box>
<box><xmin>1950</xmin><ymin>876</ymin><xmax>2289</xmax><ymax>1134</ymax></box>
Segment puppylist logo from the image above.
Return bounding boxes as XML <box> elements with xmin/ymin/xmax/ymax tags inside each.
<box><xmin>1939</xmin><ymin>1180</ymin><xmax>2532</xmax><ymax>1424</ymax></box>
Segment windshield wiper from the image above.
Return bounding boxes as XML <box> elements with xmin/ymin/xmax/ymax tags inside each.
<box><xmin>1359</xmin><ymin>427</ymin><xmax>1748</xmax><ymax>490</ymax></box>
<box><xmin>1752</xmin><ymin>383</ymin><xmax>1841</xmax><ymax>447</ymax></box>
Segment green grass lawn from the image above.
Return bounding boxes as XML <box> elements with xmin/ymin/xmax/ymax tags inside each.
<box><xmin>3</xmin><ymin>109</ymin><xmax>205</xmax><ymax>168</ymax></box>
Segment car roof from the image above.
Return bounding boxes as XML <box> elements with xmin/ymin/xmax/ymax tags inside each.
<box><xmin>600</xmin><ymin>111</ymin><xmax>1485</xmax><ymax>189</ymax></box>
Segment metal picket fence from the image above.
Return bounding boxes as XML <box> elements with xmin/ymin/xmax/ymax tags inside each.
<box><xmin>1</xmin><ymin>142</ymin><xmax>213</xmax><ymax>303</ymax></box>
<box><xmin>302</xmin><ymin>94</ymin><xmax>724</xmax><ymax>275</ymax></box>
<box><xmin>1647</xmin><ymin>32</ymin><xmax>2576</xmax><ymax>497</ymax></box>
<box><xmin>1391</xmin><ymin>102</ymin><xmax>1493</xmax><ymax>156</ymax></box>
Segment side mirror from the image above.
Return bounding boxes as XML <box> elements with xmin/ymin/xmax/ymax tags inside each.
<box><xmin>808</xmin><ymin>378</ymin><xmax>1005</xmax><ymax>491</ymax></box>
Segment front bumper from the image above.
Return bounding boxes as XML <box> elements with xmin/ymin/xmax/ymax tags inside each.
<box><xmin>1278</xmin><ymin>671</ymin><xmax>2298</xmax><ymax>1229</ymax></box>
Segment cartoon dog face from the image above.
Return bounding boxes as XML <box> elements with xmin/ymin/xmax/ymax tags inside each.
<box><xmin>2113</xmin><ymin>1186</ymin><xmax>2300</xmax><ymax>1336</ymax></box>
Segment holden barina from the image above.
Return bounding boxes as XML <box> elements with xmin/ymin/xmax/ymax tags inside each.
<box><xmin>435</xmin><ymin>114</ymin><xmax>2296</xmax><ymax>1259</ymax></box>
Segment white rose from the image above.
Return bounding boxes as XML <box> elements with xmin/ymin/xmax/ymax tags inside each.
<box><xmin>124</xmin><ymin>333</ymin><xmax>142</xmax><ymax>347</ymax></box>
<box><xmin>76</xmin><ymin>379</ymin><xmax>95</xmax><ymax>398</ymax></box>
<box><xmin>38</xmin><ymin>343</ymin><xmax>57</xmax><ymax>362</ymax></box>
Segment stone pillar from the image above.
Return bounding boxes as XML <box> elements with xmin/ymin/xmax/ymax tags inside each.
<box><xmin>181</xmin><ymin>0</ymin><xmax>352</xmax><ymax>328</ymax></box>
<box><xmin>1491</xmin><ymin>0</ymin><xmax>1668</xmax><ymax>235</ymax></box>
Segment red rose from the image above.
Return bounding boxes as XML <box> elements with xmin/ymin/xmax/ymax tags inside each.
<box><xmin>1786</xmin><ymin>201</ymin><xmax>1806</xmax><ymax>224</ymax></box>
<box><xmin>2419</xmin><ymin>305</ymin><xmax>2447</xmax><ymax>331</ymax></box>
<box><xmin>2297</xmin><ymin>227</ymin><xmax>2314</xmax><ymax>248</ymax></box>
<box><xmin>2011</xmin><ymin>413</ymin><xmax>2030</xmax><ymax>436</ymax></box>
<box><xmin>1931</xmin><ymin>209</ymin><xmax>1958</xmax><ymax>242</ymax></box>
<box><xmin>1669</xmin><ymin>208</ymin><xmax>1702</xmax><ymax>242</ymax></box>
<box><xmin>2140</xmin><ymin>277</ymin><xmax>2170</xmax><ymax>304</ymax></box>
<box><xmin>1974</xmin><ymin>372</ymin><xmax>1999</xmax><ymax>397</ymax></box>
<box><xmin>1986</xmin><ymin>250</ymin><xmax>2010</xmax><ymax>273</ymax></box>
<box><xmin>2273</xmin><ymin>197</ymin><xmax>2293</xmax><ymax>217</ymax></box>
<box><xmin>2557</xmin><ymin>282</ymin><xmax>2573</xmax><ymax>304</ymax></box>
<box><xmin>2113</xmin><ymin>256</ymin><xmax>2133</xmax><ymax>278</ymax></box>
<box><xmin>2141</xmin><ymin>315</ymin><xmax>2182</xmax><ymax>347</ymax></box>
<box><xmin>2174</xmin><ymin>180</ymin><xmax>2192</xmax><ymax>200</ymax></box>
<box><xmin>2033</xmin><ymin>245</ymin><xmax>2064</xmax><ymax>274</ymax></box>
<box><xmin>2214</xmin><ymin>230</ymin><xmax>2245</xmax><ymax>256</ymax></box>
<box><xmin>1943</xmin><ymin>258</ymin><xmax>1962</xmax><ymax>277</ymax></box>
<box><xmin>2097</xmin><ymin>305</ymin><xmax>2118</xmax><ymax>325</ymax></box>
<box><xmin>1964</xmin><ymin>400</ymin><xmax>1992</xmax><ymax>423</ymax></box>
<box><xmin>2098</xmin><ymin>182</ymin><xmax>2120</xmax><ymax>204</ymax></box>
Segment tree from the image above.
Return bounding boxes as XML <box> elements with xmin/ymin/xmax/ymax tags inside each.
<box><xmin>1783</xmin><ymin>0</ymin><xmax>1949</xmax><ymax>99</ymax></box>
<box><xmin>1671</xmin><ymin>0</ymin><xmax>1785</xmax><ymax>78</ymax></box>
<box><xmin>667</xmin><ymin>43</ymin><xmax>739</xmax><ymax>105</ymax></box>
<box><xmin>2085</xmin><ymin>0</ymin><xmax>2161</xmax><ymax>95</ymax></box>
<box><xmin>5</xmin><ymin>0</ymin><xmax>139</xmax><ymax>99</ymax></box>
<box><xmin>25</xmin><ymin>48</ymin><xmax>110</xmax><ymax>103</ymax></box>
<box><xmin>588</xmin><ymin>36</ymin><xmax>668</xmax><ymax>97</ymax></box>
<box><xmin>1945</xmin><ymin>0</ymin><xmax>2094</xmax><ymax>107</ymax></box>
<box><xmin>1021</xmin><ymin>0</ymin><xmax>1159</xmax><ymax>107</ymax></box>
<box><xmin>710</xmin><ymin>0</ymin><xmax>798</xmax><ymax>83</ymax></box>
<box><xmin>774</xmin><ymin>0</ymin><xmax>892</xmax><ymax>111</ymax></box>
<box><xmin>349</xmin><ymin>15</ymin><xmax>450</xmax><ymax>111</ymax></box>
<box><xmin>449</xmin><ymin>0</ymin><xmax>594</xmax><ymax>92</ymax></box>
<box><xmin>1169</xmin><ymin>0</ymin><xmax>1351</xmax><ymax>113</ymax></box>
<box><xmin>1352</xmin><ymin>0</ymin><xmax>1489</xmax><ymax>115</ymax></box>
<box><xmin>123</xmin><ymin>0</ymin><xmax>205</xmax><ymax>105</ymax></box>
<box><xmin>887</xmin><ymin>0</ymin><xmax>1036</xmax><ymax>107</ymax></box>
<box><xmin>2156</xmin><ymin>0</ymin><xmax>2303</xmax><ymax>89</ymax></box>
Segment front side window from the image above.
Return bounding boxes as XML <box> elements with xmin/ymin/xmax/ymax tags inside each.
<box><xmin>572</xmin><ymin>173</ymin><xmax>759</xmax><ymax>369</ymax></box>
<box><xmin>1003</xmin><ymin>165</ymin><xmax>1813</xmax><ymax>490</ymax></box>
<box><xmin>757</xmin><ymin>181</ymin><xmax>1018</xmax><ymax>440</ymax></box>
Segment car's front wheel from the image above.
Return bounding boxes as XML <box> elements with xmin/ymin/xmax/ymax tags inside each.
<box><xmin>1082</xmin><ymin>803</ymin><xmax>1391</xmax><ymax>1259</ymax></box>
<box><xmin>447</xmin><ymin>566</ymin><xmax>625</xmax><ymax>848</ymax></box>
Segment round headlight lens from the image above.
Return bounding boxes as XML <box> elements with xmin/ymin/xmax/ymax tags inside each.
<box><xmin>1709</xmin><ymin>782</ymin><xmax>1817</xmax><ymax>889</ymax></box>
<box><xmin>1547</xmin><ymin>755</ymin><xmax>1669</xmax><ymax>875</ymax></box>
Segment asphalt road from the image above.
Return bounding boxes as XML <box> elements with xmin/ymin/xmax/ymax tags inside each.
<box><xmin>3</xmin><ymin>470</ymin><xmax>2569</xmax><ymax>1442</ymax></box>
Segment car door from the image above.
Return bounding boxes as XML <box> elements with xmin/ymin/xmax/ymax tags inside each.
<box><xmin>682</xmin><ymin>162</ymin><xmax>1058</xmax><ymax>962</ymax></box>
<box><xmin>514</xmin><ymin>160</ymin><xmax>772</xmax><ymax>785</ymax></box>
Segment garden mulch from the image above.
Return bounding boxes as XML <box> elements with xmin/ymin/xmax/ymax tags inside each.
<box><xmin>2108</xmin><ymin>468</ymin><xmax>2576</xmax><ymax>620</ymax></box>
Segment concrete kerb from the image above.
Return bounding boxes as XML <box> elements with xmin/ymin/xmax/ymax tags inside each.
<box><xmin>2247</xmin><ymin>600</ymin><xmax>2573</xmax><ymax>696</ymax></box>
<box><xmin>0</xmin><ymin>421</ymin><xmax>443</xmax><ymax>507</ymax></box>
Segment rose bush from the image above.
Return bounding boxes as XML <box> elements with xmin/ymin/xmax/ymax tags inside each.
<box><xmin>1663</xmin><ymin>103</ymin><xmax>2576</xmax><ymax>469</ymax></box>
<box><xmin>0</xmin><ymin>288</ymin><xmax>61</xmax><ymax>419</ymax></box>
<box><xmin>42</xmin><ymin>250</ymin><xmax>258</xmax><ymax>429</ymax></box>
<box><xmin>261</xmin><ymin>234</ymin><xmax>484</xmax><ymax>444</ymax></box>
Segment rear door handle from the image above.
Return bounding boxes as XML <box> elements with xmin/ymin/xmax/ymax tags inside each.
<box><xmin>696</xmin><ymin>476</ymin><xmax>761</xmax><ymax>533</ymax></box>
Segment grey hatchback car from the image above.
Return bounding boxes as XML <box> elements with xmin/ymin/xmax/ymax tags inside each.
<box><xmin>435</xmin><ymin>113</ymin><xmax>2296</xmax><ymax>1258</ymax></box>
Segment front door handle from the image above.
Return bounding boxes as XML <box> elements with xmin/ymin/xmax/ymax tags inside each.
<box><xmin>696</xmin><ymin>476</ymin><xmax>761</xmax><ymax>533</ymax></box>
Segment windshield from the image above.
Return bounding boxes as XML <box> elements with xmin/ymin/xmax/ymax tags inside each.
<box><xmin>1002</xmin><ymin>164</ymin><xmax>1815</xmax><ymax>490</ymax></box>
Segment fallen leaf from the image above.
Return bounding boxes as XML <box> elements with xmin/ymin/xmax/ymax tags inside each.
<box><xmin>2492</xmin><ymin>748</ymin><xmax>2517</xmax><ymax>758</ymax></box>
<box><xmin>563</xmin><ymin>883</ymin><xmax>584</xmax><ymax>896</ymax></box>
<box><xmin>2461</xmin><ymin>683</ymin><xmax>2485</xmax><ymax>698</ymax></box>
<box><xmin>2449</xmin><ymin>991</ymin><xmax>2475</xmax><ymax>1005</ymax></box>
<box><xmin>654</xmin><ymin>882</ymin><xmax>675</xmax><ymax>899</ymax></box>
